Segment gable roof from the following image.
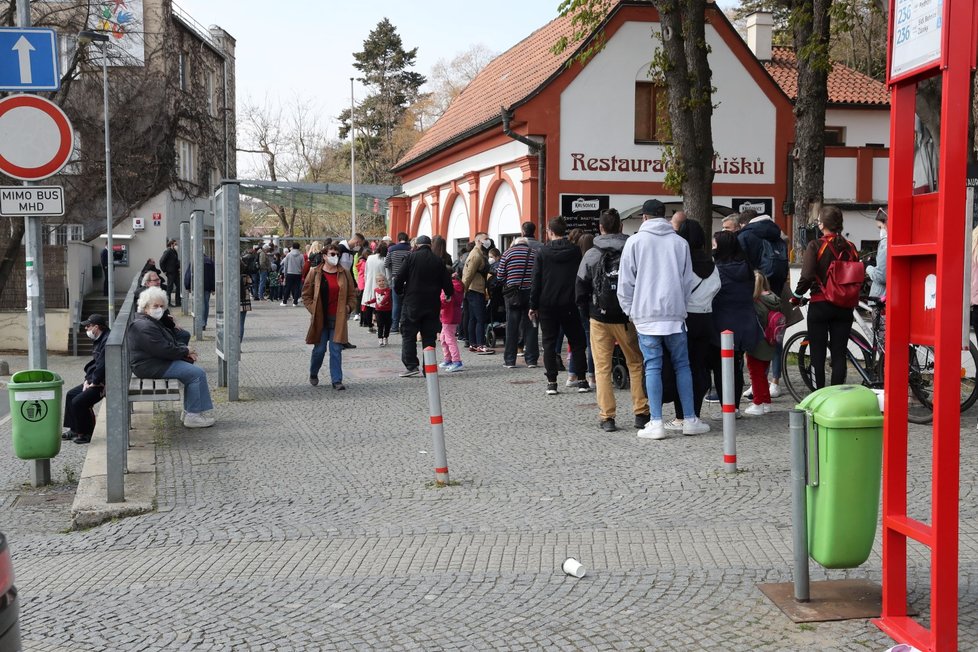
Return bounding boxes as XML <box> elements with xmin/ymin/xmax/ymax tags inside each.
<box><xmin>395</xmin><ymin>7</ymin><xmax>890</xmax><ymax>173</ymax></box>
<box><xmin>762</xmin><ymin>46</ymin><xmax>889</xmax><ymax>107</ymax></box>
<box><xmin>394</xmin><ymin>11</ymin><xmax>580</xmax><ymax>172</ymax></box>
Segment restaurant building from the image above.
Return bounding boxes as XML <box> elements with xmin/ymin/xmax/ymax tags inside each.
<box><xmin>389</xmin><ymin>1</ymin><xmax>889</xmax><ymax>254</ymax></box>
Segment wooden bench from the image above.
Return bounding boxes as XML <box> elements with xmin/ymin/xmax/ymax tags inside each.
<box><xmin>128</xmin><ymin>377</ymin><xmax>182</xmax><ymax>404</ymax></box>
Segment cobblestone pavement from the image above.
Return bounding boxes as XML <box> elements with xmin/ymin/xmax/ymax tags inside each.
<box><xmin>1</xmin><ymin>300</ymin><xmax>976</xmax><ymax>651</ymax></box>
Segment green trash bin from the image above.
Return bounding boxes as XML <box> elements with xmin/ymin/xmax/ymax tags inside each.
<box><xmin>797</xmin><ymin>384</ymin><xmax>883</xmax><ymax>569</ymax></box>
<box><xmin>8</xmin><ymin>370</ymin><xmax>64</xmax><ymax>460</ymax></box>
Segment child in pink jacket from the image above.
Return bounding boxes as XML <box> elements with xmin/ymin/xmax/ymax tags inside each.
<box><xmin>440</xmin><ymin>274</ymin><xmax>465</xmax><ymax>372</ymax></box>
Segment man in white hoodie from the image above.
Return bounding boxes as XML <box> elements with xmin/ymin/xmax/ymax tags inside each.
<box><xmin>617</xmin><ymin>199</ymin><xmax>711</xmax><ymax>439</ymax></box>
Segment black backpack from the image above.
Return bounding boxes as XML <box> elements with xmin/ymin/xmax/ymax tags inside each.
<box><xmin>592</xmin><ymin>248</ymin><xmax>625</xmax><ymax>320</ymax></box>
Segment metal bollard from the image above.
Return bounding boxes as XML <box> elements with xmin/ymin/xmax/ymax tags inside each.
<box><xmin>422</xmin><ymin>347</ymin><xmax>449</xmax><ymax>485</ymax></box>
<box><xmin>789</xmin><ymin>408</ymin><xmax>810</xmax><ymax>601</ymax></box>
<box><xmin>721</xmin><ymin>330</ymin><xmax>737</xmax><ymax>472</ymax></box>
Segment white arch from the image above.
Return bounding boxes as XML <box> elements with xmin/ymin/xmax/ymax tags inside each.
<box><xmin>486</xmin><ymin>182</ymin><xmax>520</xmax><ymax>245</ymax></box>
<box><xmin>417</xmin><ymin>207</ymin><xmax>432</xmax><ymax>238</ymax></box>
<box><xmin>446</xmin><ymin>196</ymin><xmax>470</xmax><ymax>258</ymax></box>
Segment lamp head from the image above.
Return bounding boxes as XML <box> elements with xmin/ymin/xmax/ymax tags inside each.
<box><xmin>78</xmin><ymin>30</ymin><xmax>110</xmax><ymax>45</ymax></box>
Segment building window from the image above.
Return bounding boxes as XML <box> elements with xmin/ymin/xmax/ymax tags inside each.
<box><xmin>206</xmin><ymin>70</ymin><xmax>216</xmax><ymax>116</ymax></box>
<box><xmin>58</xmin><ymin>33</ymin><xmax>78</xmax><ymax>81</ymax></box>
<box><xmin>635</xmin><ymin>82</ymin><xmax>672</xmax><ymax>144</ymax></box>
<box><xmin>178</xmin><ymin>52</ymin><xmax>189</xmax><ymax>91</ymax></box>
<box><xmin>176</xmin><ymin>139</ymin><xmax>197</xmax><ymax>182</ymax></box>
<box><xmin>825</xmin><ymin>126</ymin><xmax>846</xmax><ymax>146</ymax></box>
<box><xmin>48</xmin><ymin>224</ymin><xmax>84</xmax><ymax>246</ymax></box>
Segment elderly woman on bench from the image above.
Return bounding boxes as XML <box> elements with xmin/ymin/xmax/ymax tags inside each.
<box><xmin>128</xmin><ymin>286</ymin><xmax>215</xmax><ymax>429</ymax></box>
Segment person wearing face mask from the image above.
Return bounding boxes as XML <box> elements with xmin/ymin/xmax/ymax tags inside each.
<box><xmin>129</xmin><ymin>286</ymin><xmax>215</xmax><ymax>428</ymax></box>
<box><xmin>866</xmin><ymin>208</ymin><xmax>887</xmax><ymax>299</ymax></box>
<box><xmin>461</xmin><ymin>232</ymin><xmax>494</xmax><ymax>354</ymax></box>
<box><xmin>61</xmin><ymin>314</ymin><xmax>111</xmax><ymax>444</ymax></box>
<box><xmin>302</xmin><ymin>244</ymin><xmax>358</xmax><ymax>389</ymax></box>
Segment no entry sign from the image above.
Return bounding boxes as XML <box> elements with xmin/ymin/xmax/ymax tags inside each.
<box><xmin>0</xmin><ymin>94</ymin><xmax>74</xmax><ymax>181</ymax></box>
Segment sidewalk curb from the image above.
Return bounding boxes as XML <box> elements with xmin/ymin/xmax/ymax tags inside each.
<box><xmin>70</xmin><ymin>403</ymin><xmax>157</xmax><ymax>529</ymax></box>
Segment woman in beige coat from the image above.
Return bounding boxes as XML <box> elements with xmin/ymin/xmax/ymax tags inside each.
<box><xmin>302</xmin><ymin>242</ymin><xmax>358</xmax><ymax>389</ymax></box>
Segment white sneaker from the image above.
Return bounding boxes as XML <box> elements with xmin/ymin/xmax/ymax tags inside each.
<box><xmin>664</xmin><ymin>418</ymin><xmax>685</xmax><ymax>432</ymax></box>
<box><xmin>638</xmin><ymin>420</ymin><xmax>667</xmax><ymax>440</ymax></box>
<box><xmin>682</xmin><ymin>417</ymin><xmax>711</xmax><ymax>435</ymax></box>
<box><xmin>769</xmin><ymin>382</ymin><xmax>782</xmax><ymax>398</ymax></box>
<box><xmin>742</xmin><ymin>386</ymin><xmax>754</xmax><ymax>399</ymax></box>
<box><xmin>183</xmin><ymin>412</ymin><xmax>215</xmax><ymax>428</ymax></box>
<box><xmin>565</xmin><ymin>377</ymin><xmax>579</xmax><ymax>388</ymax></box>
<box><xmin>744</xmin><ymin>403</ymin><xmax>767</xmax><ymax>416</ymax></box>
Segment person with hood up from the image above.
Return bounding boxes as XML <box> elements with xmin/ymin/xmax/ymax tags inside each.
<box><xmin>617</xmin><ymin>199</ymin><xmax>710</xmax><ymax>440</ymax></box>
<box><xmin>576</xmin><ymin>208</ymin><xmax>649</xmax><ymax>432</ymax></box>
<box><xmin>529</xmin><ymin>216</ymin><xmax>590</xmax><ymax>395</ymax></box>
<box><xmin>711</xmin><ymin>230</ymin><xmax>763</xmax><ymax>414</ymax></box>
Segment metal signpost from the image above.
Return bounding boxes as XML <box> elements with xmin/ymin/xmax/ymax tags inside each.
<box><xmin>191</xmin><ymin>209</ymin><xmax>205</xmax><ymax>340</ymax></box>
<box><xmin>179</xmin><ymin>220</ymin><xmax>190</xmax><ymax>316</ymax></box>
<box><xmin>214</xmin><ymin>183</ymin><xmax>240</xmax><ymax>401</ymax></box>
<box><xmin>2</xmin><ymin>2</ymin><xmax>69</xmax><ymax>487</ymax></box>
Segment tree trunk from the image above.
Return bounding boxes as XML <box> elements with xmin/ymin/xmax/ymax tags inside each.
<box><xmin>654</xmin><ymin>0</ymin><xmax>716</xmax><ymax>240</ymax></box>
<box><xmin>792</xmin><ymin>0</ymin><xmax>832</xmax><ymax>227</ymax></box>
<box><xmin>0</xmin><ymin>219</ymin><xmax>26</xmax><ymax>300</ymax></box>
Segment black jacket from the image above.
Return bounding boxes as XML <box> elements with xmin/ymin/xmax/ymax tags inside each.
<box><xmin>530</xmin><ymin>238</ymin><xmax>582</xmax><ymax>310</ymax></box>
<box><xmin>183</xmin><ymin>256</ymin><xmax>216</xmax><ymax>292</ymax></box>
<box><xmin>736</xmin><ymin>217</ymin><xmax>788</xmax><ymax>293</ymax></box>
<box><xmin>159</xmin><ymin>247</ymin><xmax>180</xmax><ymax>275</ymax></box>
<box><xmin>84</xmin><ymin>330</ymin><xmax>111</xmax><ymax>385</ymax></box>
<box><xmin>394</xmin><ymin>246</ymin><xmax>453</xmax><ymax>318</ymax></box>
<box><xmin>128</xmin><ymin>313</ymin><xmax>190</xmax><ymax>378</ymax></box>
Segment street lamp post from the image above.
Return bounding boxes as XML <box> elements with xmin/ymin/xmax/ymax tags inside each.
<box><xmin>78</xmin><ymin>30</ymin><xmax>114</xmax><ymax>318</ymax></box>
<box><xmin>350</xmin><ymin>77</ymin><xmax>356</xmax><ymax>236</ymax></box>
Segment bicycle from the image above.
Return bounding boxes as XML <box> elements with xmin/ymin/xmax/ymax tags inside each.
<box><xmin>781</xmin><ymin>298</ymin><xmax>978</xmax><ymax>423</ymax></box>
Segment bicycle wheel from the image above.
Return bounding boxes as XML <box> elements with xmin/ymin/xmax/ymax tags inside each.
<box><xmin>908</xmin><ymin>342</ymin><xmax>978</xmax><ymax>413</ymax></box>
<box><xmin>781</xmin><ymin>329</ymin><xmax>875</xmax><ymax>404</ymax></box>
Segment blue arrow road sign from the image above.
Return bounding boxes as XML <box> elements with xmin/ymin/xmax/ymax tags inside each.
<box><xmin>0</xmin><ymin>28</ymin><xmax>59</xmax><ymax>91</ymax></box>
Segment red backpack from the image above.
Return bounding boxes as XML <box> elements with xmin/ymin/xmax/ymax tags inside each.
<box><xmin>816</xmin><ymin>236</ymin><xmax>863</xmax><ymax>308</ymax></box>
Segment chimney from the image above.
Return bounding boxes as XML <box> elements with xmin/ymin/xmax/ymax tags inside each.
<box><xmin>746</xmin><ymin>11</ymin><xmax>773</xmax><ymax>61</ymax></box>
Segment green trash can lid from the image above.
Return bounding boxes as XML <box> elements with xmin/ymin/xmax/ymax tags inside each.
<box><xmin>797</xmin><ymin>384</ymin><xmax>883</xmax><ymax>428</ymax></box>
<box><xmin>10</xmin><ymin>369</ymin><xmax>62</xmax><ymax>383</ymax></box>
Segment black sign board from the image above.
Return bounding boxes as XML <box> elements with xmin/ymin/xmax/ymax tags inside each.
<box><xmin>560</xmin><ymin>194</ymin><xmax>609</xmax><ymax>235</ymax></box>
<box><xmin>731</xmin><ymin>197</ymin><xmax>774</xmax><ymax>216</ymax></box>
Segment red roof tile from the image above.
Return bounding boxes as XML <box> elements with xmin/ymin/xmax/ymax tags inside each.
<box><xmin>394</xmin><ymin>12</ymin><xmax>579</xmax><ymax>171</ymax></box>
<box><xmin>763</xmin><ymin>46</ymin><xmax>889</xmax><ymax>106</ymax></box>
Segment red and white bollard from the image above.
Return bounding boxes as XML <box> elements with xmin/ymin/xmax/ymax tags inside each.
<box><xmin>720</xmin><ymin>330</ymin><xmax>737</xmax><ymax>473</ymax></box>
<box><xmin>422</xmin><ymin>347</ymin><xmax>449</xmax><ymax>485</ymax></box>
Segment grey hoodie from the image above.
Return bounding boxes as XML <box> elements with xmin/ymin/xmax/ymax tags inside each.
<box><xmin>617</xmin><ymin>218</ymin><xmax>696</xmax><ymax>334</ymax></box>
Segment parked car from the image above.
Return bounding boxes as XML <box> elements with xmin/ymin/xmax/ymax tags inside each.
<box><xmin>0</xmin><ymin>532</ymin><xmax>20</xmax><ymax>652</ymax></box>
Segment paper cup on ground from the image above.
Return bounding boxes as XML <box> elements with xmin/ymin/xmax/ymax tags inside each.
<box><xmin>562</xmin><ymin>558</ymin><xmax>586</xmax><ymax>578</ymax></box>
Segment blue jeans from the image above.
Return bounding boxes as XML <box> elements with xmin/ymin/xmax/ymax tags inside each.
<box><xmin>466</xmin><ymin>290</ymin><xmax>487</xmax><ymax>347</ymax></box>
<box><xmin>163</xmin><ymin>360</ymin><xmax>214</xmax><ymax>413</ymax></box>
<box><xmin>309</xmin><ymin>321</ymin><xmax>343</xmax><ymax>383</ymax></box>
<box><xmin>258</xmin><ymin>271</ymin><xmax>268</xmax><ymax>299</ymax></box>
<box><xmin>770</xmin><ymin>341</ymin><xmax>783</xmax><ymax>381</ymax></box>
<box><xmin>240</xmin><ymin>311</ymin><xmax>247</xmax><ymax>342</ymax></box>
<box><xmin>391</xmin><ymin>292</ymin><xmax>402</xmax><ymax>332</ymax></box>
<box><xmin>202</xmin><ymin>292</ymin><xmax>211</xmax><ymax>330</ymax></box>
<box><xmin>638</xmin><ymin>330</ymin><xmax>695</xmax><ymax>421</ymax></box>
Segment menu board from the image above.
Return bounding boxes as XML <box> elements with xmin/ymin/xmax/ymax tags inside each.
<box><xmin>890</xmin><ymin>0</ymin><xmax>944</xmax><ymax>79</ymax></box>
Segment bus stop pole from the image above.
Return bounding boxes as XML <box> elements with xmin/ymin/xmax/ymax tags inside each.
<box><xmin>790</xmin><ymin>408</ymin><xmax>810</xmax><ymax>602</ymax></box>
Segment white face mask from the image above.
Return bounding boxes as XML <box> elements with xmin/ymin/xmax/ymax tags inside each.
<box><xmin>488</xmin><ymin>257</ymin><xmax>497</xmax><ymax>265</ymax></box>
<box><xmin>149</xmin><ymin>307</ymin><xmax>165</xmax><ymax>320</ymax></box>
<box><xmin>879</xmin><ymin>226</ymin><xmax>886</xmax><ymax>238</ymax></box>
<box><xmin>325</xmin><ymin>255</ymin><xmax>339</xmax><ymax>266</ymax></box>
<box><xmin>86</xmin><ymin>329</ymin><xmax>98</xmax><ymax>341</ymax></box>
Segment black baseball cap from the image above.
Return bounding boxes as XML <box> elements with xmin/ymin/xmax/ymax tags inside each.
<box><xmin>81</xmin><ymin>314</ymin><xmax>109</xmax><ymax>329</ymax></box>
<box><xmin>642</xmin><ymin>199</ymin><xmax>666</xmax><ymax>217</ymax></box>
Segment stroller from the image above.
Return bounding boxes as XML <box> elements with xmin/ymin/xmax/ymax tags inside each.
<box><xmin>484</xmin><ymin>280</ymin><xmax>507</xmax><ymax>348</ymax></box>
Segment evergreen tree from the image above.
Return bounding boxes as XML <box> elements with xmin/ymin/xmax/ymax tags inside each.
<box><xmin>339</xmin><ymin>18</ymin><xmax>426</xmax><ymax>184</ymax></box>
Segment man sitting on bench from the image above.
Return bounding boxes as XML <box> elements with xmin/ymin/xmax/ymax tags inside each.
<box><xmin>63</xmin><ymin>314</ymin><xmax>110</xmax><ymax>444</ymax></box>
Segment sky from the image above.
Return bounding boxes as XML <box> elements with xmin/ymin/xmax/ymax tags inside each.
<box><xmin>173</xmin><ymin>0</ymin><xmax>561</xmax><ymax>140</ymax></box>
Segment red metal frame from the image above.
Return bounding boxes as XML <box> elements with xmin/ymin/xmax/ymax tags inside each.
<box><xmin>875</xmin><ymin>1</ymin><xmax>976</xmax><ymax>650</ymax></box>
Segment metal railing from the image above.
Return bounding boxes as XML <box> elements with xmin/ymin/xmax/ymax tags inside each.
<box><xmin>103</xmin><ymin>275</ymin><xmax>141</xmax><ymax>503</ymax></box>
